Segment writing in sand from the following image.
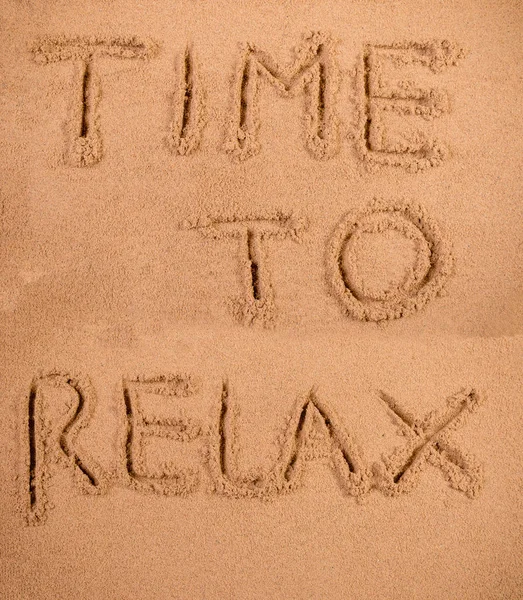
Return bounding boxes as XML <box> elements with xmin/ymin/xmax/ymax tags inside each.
<box><xmin>21</xmin><ymin>372</ymin><xmax>484</xmax><ymax>526</ymax></box>
<box><xmin>31</xmin><ymin>34</ymin><xmax>465</xmax><ymax>170</ymax></box>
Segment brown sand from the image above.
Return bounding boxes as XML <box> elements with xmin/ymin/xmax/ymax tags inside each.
<box><xmin>1</xmin><ymin>0</ymin><xmax>522</xmax><ymax>598</ymax></box>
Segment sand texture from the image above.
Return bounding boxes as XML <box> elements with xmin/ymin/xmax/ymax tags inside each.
<box><xmin>0</xmin><ymin>0</ymin><xmax>522</xmax><ymax>598</ymax></box>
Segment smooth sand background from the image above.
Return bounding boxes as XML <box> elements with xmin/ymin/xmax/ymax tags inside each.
<box><xmin>1</xmin><ymin>0</ymin><xmax>522</xmax><ymax>598</ymax></box>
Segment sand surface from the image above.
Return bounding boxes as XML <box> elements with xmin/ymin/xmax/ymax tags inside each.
<box><xmin>1</xmin><ymin>1</ymin><xmax>522</xmax><ymax>598</ymax></box>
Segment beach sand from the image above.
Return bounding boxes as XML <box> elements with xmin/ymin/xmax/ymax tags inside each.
<box><xmin>0</xmin><ymin>1</ymin><xmax>522</xmax><ymax>598</ymax></box>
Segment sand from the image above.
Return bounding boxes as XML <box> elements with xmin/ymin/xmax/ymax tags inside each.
<box><xmin>1</xmin><ymin>0</ymin><xmax>522</xmax><ymax>598</ymax></box>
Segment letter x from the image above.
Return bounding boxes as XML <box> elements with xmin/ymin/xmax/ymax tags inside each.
<box><xmin>375</xmin><ymin>389</ymin><xmax>483</xmax><ymax>498</ymax></box>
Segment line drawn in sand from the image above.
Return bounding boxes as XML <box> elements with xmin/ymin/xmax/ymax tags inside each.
<box><xmin>224</xmin><ymin>31</ymin><xmax>341</xmax><ymax>161</ymax></box>
<box><xmin>31</xmin><ymin>35</ymin><xmax>159</xmax><ymax>166</ymax></box>
<box><xmin>21</xmin><ymin>371</ymin><xmax>109</xmax><ymax>526</ymax></box>
<box><xmin>166</xmin><ymin>46</ymin><xmax>206</xmax><ymax>156</ymax></box>
<box><xmin>374</xmin><ymin>388</ymin><xmax>484</xmax><ymax>498</ymax></box>
<box><xmin>186</xmin><ymin>211</ymin><xmax>308</xmax><ymax>326</ymax></box>
<box><xmin>118</xmin><ymin>374</ymin><xmax>204</xmax><ymax>496</ymax></box>
<box><xmin>326</xmin><ymin>198</ymin><xmax>454</xmax><ymax>322</ymax></box>
<box><xmin>355</xmin><ymin>40</ymin><xmax>466</xmax><ymax>172</ymax></box>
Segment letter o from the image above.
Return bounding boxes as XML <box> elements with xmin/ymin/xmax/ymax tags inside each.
<box><xmin>326</xmin><ymin>199</ymin><xmax>454</xmax><ymax>321</ymax></box>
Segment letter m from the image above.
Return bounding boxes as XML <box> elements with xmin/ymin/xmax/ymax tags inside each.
<box><xmin>224</xmin><ymin>32</ymin><xmax>340</xmax><ymax>161</ymax></box>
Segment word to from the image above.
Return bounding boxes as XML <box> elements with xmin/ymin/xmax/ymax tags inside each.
<box><xmin>184</xmin><ymin>198</ymin><xmax>453</xmax><ymax>325</ymax></box>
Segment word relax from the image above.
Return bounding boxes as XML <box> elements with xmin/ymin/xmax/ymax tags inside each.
<box><xmin>21</xmin><ymin>372</ymin><xmax>484</xmax><ymax>526</ymax></box>
<box><xmin>32</xmin><ymin>34</ymin><xmax>465</xmax><ymax>170</ymax></box>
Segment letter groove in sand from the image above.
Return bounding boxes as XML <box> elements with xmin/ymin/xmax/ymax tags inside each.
<box><xmin>186</xmin><ymin>210</ymin><xmax>308</xmax><ymax>327</ymax></box>
<box><xmin>31</xmin><ymin>35</ymin><xmax>159</xmax><ymax>166</ymax></box>
<box><xmin>356</xmin><ymin>40</ymin><xmax>466</xmax><ymax>172</ymax></box>
<box><xmin>326</xmin><ymin>198</ymin><xmax>454</xmax><ymax>322</ymax></box>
